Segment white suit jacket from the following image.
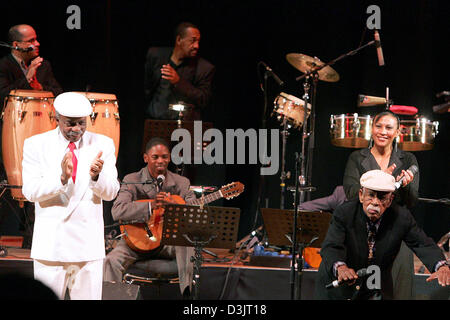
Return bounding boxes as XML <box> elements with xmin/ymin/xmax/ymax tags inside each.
<box><xmin>22</xmin><ymin>128</ymin><xmax>120</xmax><ymax>262</ymax></box>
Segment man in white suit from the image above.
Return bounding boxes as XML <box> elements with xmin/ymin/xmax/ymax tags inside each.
<box><xmin>22</xmin><ymin>92</ymin><xmax>120</xmax><ymax>299</ymax></box>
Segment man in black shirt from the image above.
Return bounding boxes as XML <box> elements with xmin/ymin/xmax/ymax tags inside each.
<box><xmin>144</xmin><ymin>22</ymin><xmax>215</xmax><ymax>120</ymax></box>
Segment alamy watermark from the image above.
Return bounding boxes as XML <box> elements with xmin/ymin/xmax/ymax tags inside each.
<box><xmin>366</xmin><ymin>5</ymin><xmax>381</xmax><ymax>30</ymax></box>
<box><xmin>66</xmin><ymin>5</ymin><xmax>81</xmax><ymax>30</ymax></box>
<box><xmin>170</xmin><ymin>121</ymin><xmax>280</xmax><ymax>175</ymax></box>
<box><xmin>366</xmin><ymin>265</ymin><xmax>381</xmax><ymax>290</ymax></box>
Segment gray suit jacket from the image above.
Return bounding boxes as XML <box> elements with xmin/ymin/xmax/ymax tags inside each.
<box><xmin>112</xmin><ymin>167</ymin><xmax>196</xmax><ymax>293</ymax></box>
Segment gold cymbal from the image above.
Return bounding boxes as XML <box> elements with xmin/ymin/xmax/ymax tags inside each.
<box><xmin>286</xmin><ymin>53</ymin><xmax>339</xmax><ymax>82</ymax></box>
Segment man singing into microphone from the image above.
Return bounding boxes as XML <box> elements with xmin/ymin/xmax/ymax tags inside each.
<box><xmin>103</xmin><ymin>137</ymin><xmax>196</xmax><ymax>298</ymax></box>
<box><xmin>315</xmin><ymin>170</ymin><xmax>449</xmax><ymax>300</ymax></box>
<box><xmin>0</xmin><ymin>24</ymin><xmax>63</xmax><ymax>197</ymax></box>
<box><xmin>22</xmin><ymin>92</ymin><xmax>119</xmax><ymax>299</ymax></box>
<box><xmin>0</xmin><ymin>24</ymin><xmax>62</xmax><ymax>102</ymax></box>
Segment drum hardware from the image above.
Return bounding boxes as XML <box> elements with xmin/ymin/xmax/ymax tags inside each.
<box><xmin>114</xmin><ymin>112</ymin><xmax>120</xmax><ymax>121</ymax></box>
<box><xmin>18</xmin><ymin>110</ymin><xmax>27</xmax><ymax>122</ymax></box>
<box><xmin>48</xmin><ymin>111</ymin><xmax>56</xmax><ymax>121</ymax></box>
<box><xmin>104</xmin><ymin>108</ymin><xmax>110</xmax><ymax>118</ymax></box>
<box><xmin>90</xmin><ymin>112</ymin><xmax>98</xmax><ymax>124</ymax></box>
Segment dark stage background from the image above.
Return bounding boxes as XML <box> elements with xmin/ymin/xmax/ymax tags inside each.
<box><xmin>0</xmin><ymin>1</ymin><xmax>449</xmax><ymax>244</ymax></box>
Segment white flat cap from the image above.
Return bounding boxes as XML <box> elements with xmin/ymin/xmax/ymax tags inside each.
<box><xmin>54</xmin><ymin>92</ymin><xmax>92</xmax><ymax>117</ymax></box>
<box><xmin>360</xmin><ymin>169</ymin><xmax>396</xmax><ymax>192</ymax></box>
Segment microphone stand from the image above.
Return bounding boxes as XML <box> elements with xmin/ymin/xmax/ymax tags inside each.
<box><xmin>290</xmin><ymin>152</ymin><xmax>301</xmax><ymax>299</ymax></box>
<box><xmin>252</xmin><ymin>63</ymin><xmax>270</xmax><ymax>230</ymax></box>
<box><xmin>295</xmin><ymin>39</ymin><xmax>378</xmax><ymax>83</ymax></box>
<box><xmin>279</xmin><ymin>116</ymin><xmax>289</xmax><ymax>209</ymax></box>
<box><xmin>418</xmin><ymin>197</ymin><xmax>450</xmax><ymax>207</ymax></box>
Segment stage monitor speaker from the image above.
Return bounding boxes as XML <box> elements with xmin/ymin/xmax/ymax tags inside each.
<box><xmin>102</xmin><ymin>281</ymin><xmax>141</xmax><ymax>300</ymax></box>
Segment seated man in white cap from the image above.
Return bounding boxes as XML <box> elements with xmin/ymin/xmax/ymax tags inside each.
<box><xmin>314</xmin><ymin>170</ymin><xmax>449</xmax><ymax>300</ymax></box>
<box><xmin>21</xmin><ymin>92</ymin><xmax>120</xmax><ymax>300</ymax></box>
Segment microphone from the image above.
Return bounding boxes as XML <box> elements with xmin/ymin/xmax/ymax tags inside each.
<box><xmin>326</xmin><ymin>268</ymin><xmax>367</xmax><ymax>289</ymax></box>
<box><xmin>14</xmin><ymin>45</ymin><xmax>34</xmax><ymax>52</ymax></box>
<box><xmin>374</xmin><ymin>30</ymin><xmax>385</xmax><ymax>66</ymax></box>
<box><xmin>260</xmin><ymin>61</ymin><xmax>284</xmax><ymax>86</ymax></box>
<box><xmin>156</xmin><ymin>174</ymin><xmax>165</xmax><ymax>192</ymax></box>
<box><xmin>394</xmin><ymin>165</ymin><xmax>418</xmax><ymax>189</ymax></box>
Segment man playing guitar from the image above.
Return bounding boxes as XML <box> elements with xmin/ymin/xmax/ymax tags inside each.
<box><xmin>103</xmin><ymin>137</ymin><xmax>244</xmax><ymax>297</ymax></box>
<box><xmin>103</xmin><ymin>137</ymin><xmax>196</xmax><ymax>297</ymax></box>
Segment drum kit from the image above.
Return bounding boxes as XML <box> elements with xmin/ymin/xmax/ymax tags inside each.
<box><xmin>0</xmin><ymin>90</ymin><xmax>121</xmax><ymax>205</ymax></box>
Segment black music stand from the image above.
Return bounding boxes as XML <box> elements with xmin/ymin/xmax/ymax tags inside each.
<box><xmin>161</xmin><ymin>203</ymin><xmax>240</xmax><ymax>300</ymax></box>
<box><xmin>261</xmin><ymin>208</ymin><xmax>332</xmax><ymax>300</ymax></box>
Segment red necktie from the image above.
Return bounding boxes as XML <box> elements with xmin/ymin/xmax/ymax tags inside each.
<box><xmin>68</xmin><ymin>142</ymin><xmax>78</xmax><ymax>183</ymax></box>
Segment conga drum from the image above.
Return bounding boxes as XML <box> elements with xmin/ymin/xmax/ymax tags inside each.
<box><xmin>73</xmin><ymin>92</ymin><xmax>120</xmax><ymax>158</ymax></box>
<box><xmin>1</xmin><ymin>90</ymin><xmax>57</xmax><ymax>202</ymax></box>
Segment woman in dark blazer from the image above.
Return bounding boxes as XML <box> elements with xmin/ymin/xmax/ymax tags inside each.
<box><xmin>343</xmin><ymin>111</ymin><xmax>419</xmax><ymax>208</ymax></box>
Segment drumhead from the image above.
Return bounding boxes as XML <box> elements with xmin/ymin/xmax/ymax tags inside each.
<box><xmin>279</xmin><ymin>92</ymin><xmax>304</xmax><ymax>105</ymax></box>
<box><xmin>8</xmin><ymin>89</ymin><xmax>54</xmax><ymax>99</ymax></box>
<box><xmin>399</xmin><ymin>118</ymin><xmax>435</xmax><ymax>125</ymax></box>
<box><xmin>72</xmin><ymin>92</ymin><xmax>117</xmax><ymax>102</ymax></box>
<box><xmin>330</xmin><ymin>113</ymin><xmax>371</xmax><ymax>119</ymax></box>
<box><xmin>278</xmin><ymin>92</ymin><xmax>311</xmax><ymax>110</ymax></box>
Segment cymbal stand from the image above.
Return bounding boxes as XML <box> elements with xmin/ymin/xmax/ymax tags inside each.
<box><xmin>295</xmin><ymin>37</ymin><xmax>380</xmax><ymax>191</ymax></box>
<box><xmin>254</xmin><ymin>68</ymin><xmax>269</xmax><ymax>222</ymax></box>
<box><xmin>279</xmin><ymin>116</ymin><xmax>290</xmax><ymax>209</ymax></box>
<box><xmin>295</xmin><ymin>39</ymin><xmax>378</xmax><ymax>83</ymax></box>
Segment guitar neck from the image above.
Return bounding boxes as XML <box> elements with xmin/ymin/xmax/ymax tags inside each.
<box><xmin>188</xmin><ymin>190</ymin><xmax>223</xmax><ymax>206</ymax></box>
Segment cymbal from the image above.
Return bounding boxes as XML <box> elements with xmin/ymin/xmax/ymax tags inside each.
<box><xmin>286</xmin><ymin>53</ymin><xmax>339</xmax><ymax>82</ymax></box>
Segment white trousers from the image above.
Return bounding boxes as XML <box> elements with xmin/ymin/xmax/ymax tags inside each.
<box><xmin>33</xmin><ymin>259</ymin><xmax>103</xmax><ymax>300</ymax></box>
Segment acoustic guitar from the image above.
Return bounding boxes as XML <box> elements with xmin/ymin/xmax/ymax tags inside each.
<box><xmin>120</xmin><ymin>181</ymin><xmax>244</xmax><ymax>252</ymax></box>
